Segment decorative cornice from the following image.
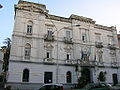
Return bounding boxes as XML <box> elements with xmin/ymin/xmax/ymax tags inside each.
<box><xmin>94</xmin><ymin>24</ymin><xmax>115</xmax><ymax>31</ymax></box>
<box><xmin>46</xmin><ymin>14</ymin><xmax>96</xmax><ymax>24</ymax></box>
<box><xmin>15</xmin><ymin>1</ymin><xmax>116</xmax><ymax>32</ymax></box>
<box><xmin>15</xmin><ymin>1</ymin><xmax>48</xmax><ymax>14</ymax></box>
<box><xmin>45</xmin><ymin>23</ymin><xmax>55</xmax><ymax>27</ymax></box>
<box><xmin>69</xmin><ymin>14</ymin><xmax>96</xmax><ymax>24</ymax></box>
<box><xmin>46</xmin><ymin>14</ymin><xmax>71</xmax><ymax>23</ymax></box>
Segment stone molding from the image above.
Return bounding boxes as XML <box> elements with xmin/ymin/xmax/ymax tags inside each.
<box><xmin>94</xmin><ymin>24</ymin><xmax>115</xmax><ymax>31</ymax></box>
<box><xmin>15</xmin><ymin>1</ymin><xmax>116</xmax><ymax>32</ymax></box>
<box><xmin>69</xmin><ymin>14</ymin><xmax>96</xmax><ymax>24</ymax></box>
<box><xmin>15</xmin><ymin>1</ymin><xmax>48</xmax><ymax>14</ymax></box>
<box><xmin>47</xmin><ymin>14</ymin><xmax>71</xmax><ymax>23</ymax></box>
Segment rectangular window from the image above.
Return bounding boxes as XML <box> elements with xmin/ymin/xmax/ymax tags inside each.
<box><xmin>47</xmin><ymin>52</ymin><xmax>50</xmax><ymax>58</ymax></box>
<box><xmin>48</xmin><ymin>30</ymin><xmax>53</xmax><ymax>36</ymax></box>
<box><xmin>67</xmin><ymin>53</ymin><xmax>71</xmax><ymax>60</ymax></box>
<box><xmin>25</xmin><ymin>49</ymin><xmax>31</xmax><ymax>59</ymax></box>
<box><xmin>81</xmin><ymin>29</ymin><xmax>88</xmax><ymax>43</ymax></box>
<box><xmin>47</xmin><ymin>28</ymin><xmax>53</xmax><ymax>37</ymax></box>
<box><xmin>46</xmin><ymin>51</ymin><xmax>52</xmax><ymax>58</ymax></box>
<box><xmin>108</xmin><ymin>36</ymin><xmax>113</xmax><ymax>44</ymax></box>
<box><xmin>95</xmin><ymin>34</ymin><xmax>101</xmax><ymax>42</ymax></box>
<box><xmin>67</xmin><ymin>54</ymin><xmax>69</xmax><ymax>60</ymax></box>
<box><xmin>66</xmin><ymin>31</ymin><xmax>71</xmax><ymax>39</ymax></box>
<box><xmin>27</xmin><ymin>25</ymin><xmax>32</xmax><ymax>34</ymax></box>
<box><xmin>82</xmin><ymin>35</ymin><xmax>85</xmax><ymax>42</ymax></box>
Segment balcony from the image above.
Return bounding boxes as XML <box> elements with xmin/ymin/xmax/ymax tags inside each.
<box><xmin>25</xmin><ymin>33</ymin><xmax>32</xmax><ymax>38</ymax></box>
<box><xmin>98</xmin><ymin>62</ymin><xmax>104</xmax><ymax>67</ymax></box>
<box><xmin>44</xmin><ymin>34</ymin><xmax>54</xmax><ymax>41</ymax></box>
<box><xmin>26</xmin><ymin>32</ymin><xmax>32</xmax><ymax>35</ymax></box>
<box><xmin>108</xmin><ymin>44</ymin><xmax>116</xmax><ymax>50</ymax></box>
<box><xmin>43</xmin><ymin>58</ymin><xmax>54</xmax><ymax>64</ymax></box>
<box><xmin>111</xmin><ymin>61</ymin><xmax>118</xmax><ymax>67</ymax></box>
<box><xmin>95</xmin><ymin>42</ymin><xmax>103</xmax><ymax>48</ymax></box>
<box><xmin>64</xmin><ymin>37</ymin><xmax>73</xmax><ymax>44</ymax></box>
<box><xmin>64</xmin><ymin>59</ymin><xmax>76</xmax><ymax>65</ymax></box>
<box><xmin>72</xmin><ymin>60</ymin><xmax>95</xmax><ymax>67</ymax></box>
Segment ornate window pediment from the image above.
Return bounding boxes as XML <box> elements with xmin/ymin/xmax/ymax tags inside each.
<box><xmin>64</xmin><ymin>45</ymin><xmax>73</xmax><ymax>52</ymax></box>
<box><xmin>44</xmin><ymin>43</ymin><xmax>54</xmax><ymax>50</ymax></box>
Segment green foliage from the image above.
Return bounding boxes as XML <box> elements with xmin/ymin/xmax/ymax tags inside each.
<box><xmin>0</xmin><ymin>75</ymin><xmax>4</xmax><ymax>82</ymax></box>
<box><xmin>5</xmin><ymin>85</ymin><xmax>11</xmax><ymax>90</ymax></box>
<box><xmin>77</xmin><ymin>68</ymin><xmax>90</xmax><ymax>88</ymax></box>
<box><xmin>97</xmin><ymin>71</ymin><xmax>106</xmax><ymax>82</ymax></box>
<box><xmin>1</xmin><ymin>37</ymin><xmax>11</xmax><ymax>72</ymax></box>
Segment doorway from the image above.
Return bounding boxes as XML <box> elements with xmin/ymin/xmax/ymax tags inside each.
<box><xmin>44</xmin><ymin>72</ymin><xmax>53</xmax><ymax>83</ymax></box>
<box><xmin>112</xmin><ymin>73</ymin><xmax>118</xmax><ymax>85</ymax></box>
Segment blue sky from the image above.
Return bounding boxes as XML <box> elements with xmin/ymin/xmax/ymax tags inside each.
<box><xmin>0</xmin><ymin>0</ymin><xmax>120</xmax><ymax>46</ymax></box>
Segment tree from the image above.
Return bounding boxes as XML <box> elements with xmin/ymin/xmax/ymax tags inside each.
<box><xmin>77</xmin><ymin>67</ymin><xmax>90</xmax><ymax>88</ymax></box>
<box><xmin>1</xmin><ymin>38</ymin><xmax>11</xmax><ymax>72</ymax></box>
<box><xmin>97</xmin><ymin>71</ymin><xmax>106</xmax><ymax>82</ymax></box>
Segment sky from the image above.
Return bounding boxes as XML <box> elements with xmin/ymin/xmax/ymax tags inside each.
<box><xmin>0</xmin><ymin>0</ymin><xmax>120</xmax><ymax>46</ymax></box>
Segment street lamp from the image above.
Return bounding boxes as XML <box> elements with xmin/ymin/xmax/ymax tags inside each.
<box><xmin>55</xmin><ymin>24</ymin><xmax>80</xmax><ymax>84</ymax></box>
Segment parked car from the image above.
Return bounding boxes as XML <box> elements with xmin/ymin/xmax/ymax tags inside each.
<box><xmin>76</xmin><ymin>83</ymin><xmax>110</xmax><ymax>90</ymax></box>
<box><xmin>37</xmin><ymin>84</ymin><xmax>64</xmax><ymax>90</ymax></box>
<box><xmin>110</xmin><ymin>83</ymin><xmax>120</xmax><ymax>90</ymax></box>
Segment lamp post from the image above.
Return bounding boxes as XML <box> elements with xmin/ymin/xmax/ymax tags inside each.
<box><xmin>55</xmin><ymin>24</ymin><xmax>80</xmax><ymax>84</ymax></box>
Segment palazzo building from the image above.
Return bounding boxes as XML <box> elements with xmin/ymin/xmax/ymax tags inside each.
<box><xmin>7</xmin><ymin>0</ymin><xmax>120</xmax><ymax>89</ymax></box>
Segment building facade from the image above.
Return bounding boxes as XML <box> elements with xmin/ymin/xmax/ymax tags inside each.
<box><xmin>7</xmin><ymin>1</ymin><xmax>120</xmax><ymax>89</ymax></box>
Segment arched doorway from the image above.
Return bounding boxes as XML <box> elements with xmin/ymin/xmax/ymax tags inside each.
<box><xmin>22</xmin><ymin>69</ymin><xmax>29</xmax><ymax>82</ymax></box>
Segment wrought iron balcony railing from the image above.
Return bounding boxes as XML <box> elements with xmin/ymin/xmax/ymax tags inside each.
<box><xmin>44</xmin><ymin>34</ymin><xmax>54</xmax><ymax>41</ymax></box>
<box><xmin>63</xmin><ymin>37</ymin><xmax>73</xmax><ymax>44</ymax></box>
<box><xmin>108</xmin><ymin>44</ymin><xmax>116</xmax><ymax>50</ymax></box>
<box><xmin>95</xmin><ymin>42</ymin><xmax>103</xmax><ymax>48</ymax></box>
<box><xmin>43</xmin><ymin>58</ymin><xmax>54</xmax><ymax>63</ymax></box>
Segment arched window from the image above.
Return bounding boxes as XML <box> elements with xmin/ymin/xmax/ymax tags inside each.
<box><xmin>22</xmin><ymin>69</ymin><xmax>29</xmax><ymax>82</ymax></box>
<box><xmin>27</xmin><ymin>21</ymin><xmax>33</xmax><ymax>35</ymax></box>
<box><xmin>66</xmin><ymin>71</ymin><xmax>72</xmax><ymax>83</ymax></box>
<box><xmin>24</xmin><ymin>43</ymin><xmax>31</xmax><ymax>59</ymax></box>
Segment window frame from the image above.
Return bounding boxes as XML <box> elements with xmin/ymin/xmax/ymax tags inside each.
<box><xmin>24</xmin><ymin>43</ymin><xmax>31</xmax><ymax>59</ymax></box>
<box><xmin>66</xmin><ymin>71</ymin><xmax>72</xmax><ymax>83</ymax></box>
<box><xmin>26</xmin><ymin>21</ymin><xmax>33</xmax><ymax>35</ymax></box>
<box><xmin>22</xmin><ymin>69</ymin><xmax>29</xmax><ymax>82</ymax></box>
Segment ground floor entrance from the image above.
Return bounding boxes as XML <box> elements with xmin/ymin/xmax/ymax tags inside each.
<box><xmin>44</xmin><ymin>72</ymin><xmax>53</xmax><ymax>83</ymax></box>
